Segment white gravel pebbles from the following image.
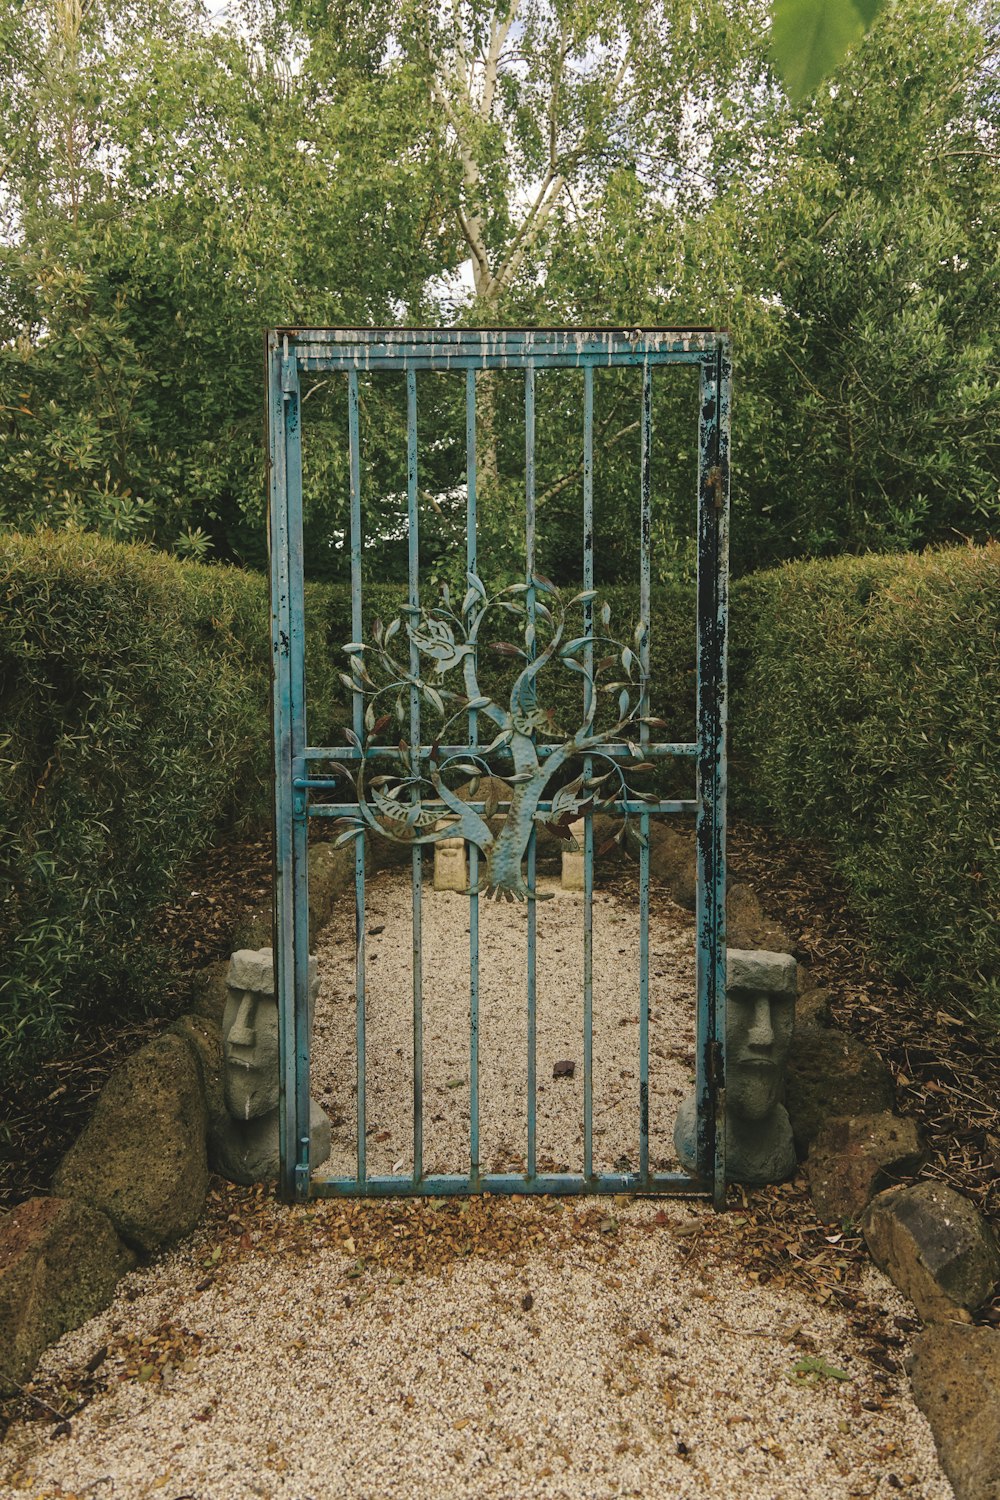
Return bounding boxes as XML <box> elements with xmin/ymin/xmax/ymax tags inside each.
<box><xmin>312</xmin><ymin>870</ymin><xmax>693</xmax><ymax>1180</ymax></box>
<box><xmin>0</xmin><ymin>868</ymin><xmax>953</xmax><ymax>1500</ymax></box>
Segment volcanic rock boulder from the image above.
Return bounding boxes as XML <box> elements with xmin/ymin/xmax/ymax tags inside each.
<box><xmin>785</xmin><ymin>1022</ymin><xmax>895</xmax><ymax>1159</ymax></box>
<box><xmin>862</xmin><ymin>1181</ymin><xmax>1000</xmax><ymax>1323</ymax></box>
<box><xmin>805</xmin><ymin>1111</ymin><xmax>924</xmax><ymax>1223</ymax></box>
<box><xmin>909</xmin><ymin>1323</ymin><xmax>1000</xmax><ymax>1500</ymax></box>
<box><xmin>53</xmin><ymin>1031</ymin><xmax>209</xmax><ymax>1253</ymax></box>
<box><xmin>0</xmin><ymin>1196</ymin><xmax>134</xmax><ymax>1393</ymax></box>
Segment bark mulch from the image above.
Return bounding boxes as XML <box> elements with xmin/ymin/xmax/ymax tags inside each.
<box><xmin>727</xmin><ymin>816</ymin><xmax>1000</xmax><ymax>1327</ymax></box>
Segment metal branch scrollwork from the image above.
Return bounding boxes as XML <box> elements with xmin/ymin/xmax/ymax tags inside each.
<box><xmin>326</xmin><ymin>575</ymin><xmax>664</xmax><ymax>901</ymax></box>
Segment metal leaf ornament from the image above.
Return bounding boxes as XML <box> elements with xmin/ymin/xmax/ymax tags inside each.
<box><xmin>335</xmin><ymin>576</ymin><xmax>653</xmax><ymax>901</ymax></box>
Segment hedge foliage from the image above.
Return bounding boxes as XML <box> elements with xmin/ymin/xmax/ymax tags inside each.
<box><xmin>0</xmin><ymin>531</ymin><xmax>338</xmax><ymax>1069</ymax></box>
<box><xmin>733</xmin><ymin>544</ymin><xmax>999</xmax><ymax>1020</ymax></box>
<box><xmin>2</xmin><ymin>532</ymin><xmax>996</xmax><ymax>1073</ymax></box>
<box><xmin>256</xmin><ymin>555</ymin><xmax>1000</xmax><ymax>1023</ymax></box>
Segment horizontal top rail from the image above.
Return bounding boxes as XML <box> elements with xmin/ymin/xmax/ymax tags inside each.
<box><xmin>272</xmin><ymin>326</ymin><xmax>729</xmax><ymax>372</ymax></box>
<box><xmin>301</xmin><ymin>741</ymin><xmax>700</xmax><ymax>761</ymax></box>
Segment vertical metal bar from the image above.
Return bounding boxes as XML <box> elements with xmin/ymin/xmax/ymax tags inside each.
<box><xmin>466</xmin><ymin>368</ymin><xmax>480</xmax><ymax>1186</ymax></box>
<box><xmin>695</xmin><ymin>345</ymin><xmax>730</xmax><ymax>1210</ymax></box>
<box><xmin>348</xmin><ymin>368</ymin><xmax>366</xmax><ymax>1185</ymax></box>
<box><xmin>582</xmin><ymin>363</ymin><xmax>594</xmax><ymax>1182</ymax></box>
<box><xmin>268</xmin><ymin>337</ymin><xmax>295</xmax><ymax>1204</ymax></box>
<box><xmin>407</xmin><ymin>368</ymin><xmax>423</xmax><ymax>1185</ymax></box>
<box><xmin>714</xmin><ymin>344</ymin><xmax>731</xmax><ymax>1207</ymax></box>
<box><xmin>638</xmin><ymin>363</ymin><xmax>652</xmax><ymax>1183</ymax></box>
<box><xmin>286</xmin><ymin>344</ymin><xmax>312</xmax><ymax>1205</ymax></box>
<box><xmin>270</xmin><ymin>336</ymin><xmax>311</xmax><ymax>1203</ymax></box>
<box><xmin>525</xmin><ymin>360</ymin><xmax>537</xmax><ymax>1181</ymax></box>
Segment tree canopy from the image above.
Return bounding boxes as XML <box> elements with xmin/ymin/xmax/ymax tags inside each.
<box><xmin>0</xmin><ymin>0</ymin><xmax>996</xmax><ymax>581</ymax></box>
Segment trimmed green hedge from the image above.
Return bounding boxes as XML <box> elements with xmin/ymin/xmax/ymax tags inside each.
<box><xmin>322</xmin><ymin>554</ymin><xmax>998</xmax><ymax>1023</ymax></box>
<box><xmin>2</xmin><ymin>532</ymin><xmax>995</xmax><ymax>1073</ymax></box>
<box><xmin>0</xmin><ymin>531</ymin><xmax>338</xmax><ymax>1068</ymax></box>
<box><xmin>732</xmin><ymin>543</ymin><xmax>999</xmax><ymax>1019</ymax></box>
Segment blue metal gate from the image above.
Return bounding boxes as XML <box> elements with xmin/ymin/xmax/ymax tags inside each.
<box><xmin>268</xmin><ymin>327</ymin><xmax>730</xmax><ymax>1207</ymax></box>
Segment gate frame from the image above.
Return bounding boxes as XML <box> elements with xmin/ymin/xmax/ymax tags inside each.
<box><xmin>267</xmin><ymin>327</ymin><xmax>730</xmax><ymax>1208</ymax></box>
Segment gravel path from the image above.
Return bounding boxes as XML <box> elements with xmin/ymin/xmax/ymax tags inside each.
<box><xmin>312</xmin><ymin>871</ymin><xmax>693</xmax><ymax>1179</ymax></box>
<box><xmin>0</xmin><ymin>869</ymin><xmax>953</xmax><ymax>1500</ymax></box>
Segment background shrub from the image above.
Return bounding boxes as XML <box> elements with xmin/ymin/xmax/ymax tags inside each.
<box><xmin>732</xmin><ymin>543</ymin><xmax>999</xmax><ymax>1020</ymax></box>
<box><xmin>314</xmin><ymin>550</ymin><xmax>1000</xmax><ymax>1024</ymax></box>
<box><xmin>3</xmin><ymin>533</ymin><xmax>995</xmax><ymax>1075</ymax></box>
<box><xmin>0</xmin><ymin>530</ymin><xmax>338</xmax><ymax>1070</ymax></box>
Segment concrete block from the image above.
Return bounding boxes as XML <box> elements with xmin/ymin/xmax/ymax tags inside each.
<box><xmin>561</xmin><ymin>818</ymin><xmax>586</xmax><ymax>890</ymax></box>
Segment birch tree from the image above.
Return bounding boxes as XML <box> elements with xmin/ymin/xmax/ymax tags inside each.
<box><xmin>0</xmin><ymin>0</ymin><xmax>452</xmax><ymax>560</ymax></box>
<box><xmin>307</xmin><ymin>0</ymin><xmax>769</xmax><ymax>572</ymax></box>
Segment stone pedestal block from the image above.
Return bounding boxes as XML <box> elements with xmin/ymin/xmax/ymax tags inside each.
<box><xmin>561</xmin><ymin>819</ymin><xmax>586</xmax><ymax>891</ymax></box>
<box><xmin>210</xmin><ymin>1099</ymin><xmax>332</xmax><ymax>1185</ymax></box>
<box><xmin>434</xmin><ymin>837</ymin><xmax>468</xmax><ymax>892</ymax></box>
<box><xmin>674</xmin><ymin>1094</ymin><xmax>797</xmax><ymax>1185</ymax></box>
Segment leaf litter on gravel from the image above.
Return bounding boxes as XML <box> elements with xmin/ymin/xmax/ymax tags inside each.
<box><xmin>196</xmin><ymin>1179</ymin><xmax>623</xmax><ymax>1282</ymax></box>
<box><xmin>200</xmin><ymin>1173</ymin><xmax>906</xmax><ymax>1370</ymax></box>
<box><xmin>0</xmin><ymin>1320</ymin><xmax>205</xmax><ymax>1441</ymax></box>
<box><xmin>3</xmin><ymin>1169</ymin><xmax>910</xmax><ymax>1448</ymax></box>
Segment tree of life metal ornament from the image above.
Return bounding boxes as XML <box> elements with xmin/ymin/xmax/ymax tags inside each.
<box><xmin>267</xmin><ymin>326</ymin><xmax>731</xmax><ymax>1210</ymax></box>
<box><xmin>326</xmin><ymin>575</ymin><xmax>662</xmax><ymax>901</ymax></box>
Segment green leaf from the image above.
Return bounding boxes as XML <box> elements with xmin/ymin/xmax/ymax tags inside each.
<box><xmin>769</xmin><ymin>0</ymin><xmax>885</xmax><ymax>101</ymax></box>
<box><xmin>786</xmin><ymin>1355</ymin><xmax>852</xmax><ymax>1384</ymax></box>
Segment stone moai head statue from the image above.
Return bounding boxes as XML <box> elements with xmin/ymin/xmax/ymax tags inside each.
<box><xmin>211</xmin><ymin>947</ymin><xmax>331</xmax><ymax>1186</ymax></box>
<box><xmin>222</xmin><ymin>948</ymin><xmax>319</xmax><ymax>1122</ymax></box>
<box><xmin>725</xmin><ymin>949</ymin><xmax>797</xmax><ymax>1123</ymax></box>
<box><xmin>673</xmin><ymin>947</ymin><xmax>798</xmax><ymax>1185</ymax></box>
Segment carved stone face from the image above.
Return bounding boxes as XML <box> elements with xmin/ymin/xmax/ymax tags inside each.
<box><xmin>726</xmin><ymin>989</ymin><xmax>795</xmax><ymax>1122</ymax></box>
<box><xmin>222</xmin><ymin>988</ymin><xmax>281</xmax><ymax>1122</ymax></box>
